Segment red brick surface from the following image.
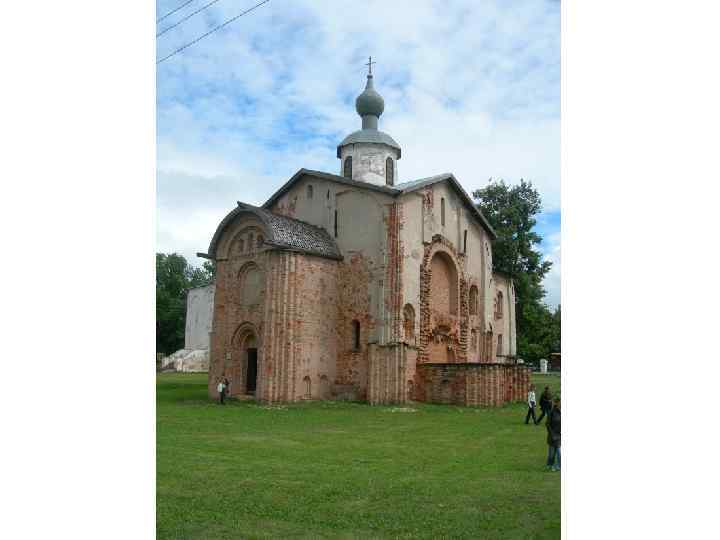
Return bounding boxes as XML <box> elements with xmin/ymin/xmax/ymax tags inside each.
<box><xmin>416</xmin><ymin>363</ymin><xmax>530</xmax><ymax>406</ymax></box>
<box><xmin>206</xmin><ymin>191</ymin><xmax>517</xmax><ymax>407</ymax></box>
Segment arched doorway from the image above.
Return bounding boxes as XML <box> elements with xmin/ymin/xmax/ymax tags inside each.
<box><xmin>230</xmin><ymin>324</ymin><xmax>259</xmax><ymax>397</ymax></box>
<box><xmin>244</xmin><ymin>335</ymin><xmax>258</xmax><ymax>394</ymax></box>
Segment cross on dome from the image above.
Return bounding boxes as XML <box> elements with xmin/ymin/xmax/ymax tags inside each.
<box><xmin>365</xmin><ymin>56</ymin><xmax>376</xmax><ymax>75</ymax></box>
<box><xmin>336</xmin><ymin>56</ymin><xmax>401</xmax><ymax>164</ymax></box>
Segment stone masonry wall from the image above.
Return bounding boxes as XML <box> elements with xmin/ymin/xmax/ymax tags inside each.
<box><xmin>418</xmin><ymin>235</ymin><xmax>467</xmax><ymax>365</ymax></box>
<box><xmin>208</xmin><ymin>231</ymin><xmax>269</xmax><ymax>399</ymax></box>
<box><xmin>383</xmin><ymin>201</ymin><xmax>404</xmax><ymax>344</ymax></box>
<box><xmin>335</xmin><ymin>253</ymin><xmax>375</xmax><ymax>400</ymax></box>
<box><xmin>209</xmin><ymin>241</ymin><xmax>340</xmax><ymax>403</ymax></box>
<box><xmin>416</xmin><ymin>363</ymin><xmax>530</xmax><ymax>407</ymax></box>
<box><xmin>367</xmin><ymin>344</ymin><xmax>407</xmax><ymax>405</ymax></box>
<box><xmin>259</xmin><ymin>252</ymin><xmax>339</xmax><ymax>402</ymax></box>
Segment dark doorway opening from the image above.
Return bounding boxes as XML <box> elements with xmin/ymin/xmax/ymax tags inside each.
<box><xmin>246</xmin><ymin>348</ymin><xmax>258</xmax><ymax>394</ymax></box>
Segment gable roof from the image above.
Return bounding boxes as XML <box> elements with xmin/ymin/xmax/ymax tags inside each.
<box><xmin>337</xmin><ymin>129</ymin><xmax>401</xmax><ymax>158</ymax></box>
<box><xmin>395</xmin><ymin>173</ymin><xmax>496</xmax><ymax>239</ymax></box>
<box><xmin>262</xmin><ymin>168</ymin><xmax>397</xmax><ymax>210</ymax></box>
<box><xmin>260</xmin><ymin>168</ymin><xmax>496</xmax><ymax>240</ymax></box>
<box><xmin>205</xmin><ymin>202</ymin><xmax>342</xmax><ymax>261</ymax></box>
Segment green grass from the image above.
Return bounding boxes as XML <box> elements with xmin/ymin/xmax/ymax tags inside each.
<box><xmin>157</xmin><ymin>373</ymin><xmax>560</xmax><ymax>539</ymax></box>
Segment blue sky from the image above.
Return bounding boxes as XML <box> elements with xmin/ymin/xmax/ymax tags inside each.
<box><xmin>156</xmin><ymin>0</ymin><xmax>560</xmax><ymax>307</ymax></box>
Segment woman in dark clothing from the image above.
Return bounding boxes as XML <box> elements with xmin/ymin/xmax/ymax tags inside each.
<box><xmin>546</xmin><ymin>397</ymin><xmax>561</xmax><ymax>471</ymax></box>
<box><xmin>536</xmin><ymin>386</ymin><xmax>553</xmax><ymax>424</ymax></box>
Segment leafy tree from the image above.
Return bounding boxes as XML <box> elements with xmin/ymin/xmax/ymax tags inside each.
<box><xmin>473</xmin><ymin>179</ymin><xmax>559</xmax><ymax>363</ymax></box>
<box><xmin>156</xmin><ymin>253</ymin><xmax>214</xmax><ymax>354</ymax></box>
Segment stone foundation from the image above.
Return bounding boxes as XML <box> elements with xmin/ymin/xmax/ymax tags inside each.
<box><xmin>416</xmin><ymin>363</ymin><xmax>530</xmax><ymax>407</ymax></box>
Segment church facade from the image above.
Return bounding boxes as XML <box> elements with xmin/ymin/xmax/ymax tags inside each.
<box><xmin>200</xmin><ymin>70</ymin><xmax>529</xmax><ymax>405</ymax></box>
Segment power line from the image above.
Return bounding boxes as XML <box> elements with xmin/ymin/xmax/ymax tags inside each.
<box><xmin>157</xmin><ymin>0</ymin><xmax>223</xmax><ymax>38</ymax></box>
<box><xmin>157</xmin><ymin>0</ymin><xmax>196</xmax><ymax>24</ymax></box>
<box><xmin>157</xmin><ymin>0</ymin><xmax>271</xmax><ymax>64</ymax></box>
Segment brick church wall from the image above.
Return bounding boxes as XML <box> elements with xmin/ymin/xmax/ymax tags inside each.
<box><xmin>367</xmin><ymin>344</ymin><xmax>407</xmax><ymax>405</ymax></box>
<box><xmin>416</xmin><ymin>363</ymin><xmax>530</xmax><ymax>407</ymax></box>
<box><xmin>258</xmin><ymin>251</ymin><xmax>341</xmax><ymax>402</ymax></box>
<box><xmin>418</xmin><ymin>235</ymin><xmax>466</xmax><ymax>366</ymax></box>
<box><xmin>205</xmin><ymin>173</ymin><xmax>519</xmax><ymax>407</ymax></box>
<box><xmin>209</xmin><ymin>241</ymin><xmax>340</xmax><ymax>403</ymax></box>
<box><xmin>208</xmin><ymin>221</ymin><xmax>269</xmax><ymax>399</ymax></box>
<box><xmin>335</xmin><ymin>253</ymin><xmax>375</xmax><ymax>400</ymax></box>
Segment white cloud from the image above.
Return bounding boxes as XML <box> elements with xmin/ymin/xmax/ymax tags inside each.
<box><xmin>542</xmin><ymin>231</ymin><xmax>561</xmax><ymax>309</ymax></box>
<box><xmin>156</xmin><ymin>0</ymin><xmax>560</xmax><ymax>267</ymax></box>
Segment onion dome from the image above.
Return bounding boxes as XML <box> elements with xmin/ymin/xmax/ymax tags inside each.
<box><xmin>355</xmin><ymin>74</ymin><xmax>385</xmax><ymax>119</ymax></box>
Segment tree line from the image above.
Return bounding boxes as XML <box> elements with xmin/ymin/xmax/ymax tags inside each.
<box><xmin>156</xmin><ymin>253</ymin><xmax>214</xmax><ymax>354</ymax></box>
<box><xmin>473</xmin><ymin>178</ymin><xmax>560</xmax><ymax>364</ymax></box>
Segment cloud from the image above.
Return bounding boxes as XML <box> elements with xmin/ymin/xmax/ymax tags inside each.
<box><xmin>156</xmin><ymin>0</ymin><xmax>560</xmax><ymax>269</ymax></box>
<box><xmin>541</xmin><ymin>230</ymin><xmax>561</xmax><ymax>309</ymax></box>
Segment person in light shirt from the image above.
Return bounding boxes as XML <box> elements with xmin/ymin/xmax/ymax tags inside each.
<box><xmin>524</xmin><ymin>384</ymin><xmax>538</xmax><ymax>425</ymax></box>
<box><xmin>217</xmin><ymin>378</ymin><xmax>226</xmax><ymax>405</ymax></box>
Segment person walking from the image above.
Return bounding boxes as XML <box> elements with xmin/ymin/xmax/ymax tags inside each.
<box><xmin>535</xmin><ymin>386</ymin><xmax>553</xmax><ymax>424</ymax></box>
<box><xmin>546</xmin><ymin>397</ymin><xmax>561</xmax><ymax>471</ymax></box>
<box><xmin>525</xmin><ymin>384</ymin><xmax>538</xmax><ymax>425</ymax></box>
<box><xmin>217</xmin><ymin>378</ymin><xmax>226</xmax><ymax>405</ymax></box>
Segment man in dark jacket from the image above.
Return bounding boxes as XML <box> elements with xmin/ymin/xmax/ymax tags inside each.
<box><xmin>536</xmin><ymin>386</ymin><xmax>553</xmax><ymax>424</ymax></box>
<box><xmin>546</xmin><ymin>397</ymin><xmax>561</xmax><ymax>471</ymax></box>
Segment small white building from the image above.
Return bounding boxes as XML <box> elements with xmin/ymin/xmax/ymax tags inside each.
<box><xmin>162</xmin><ymin>283</ymin><xmax>215</xmax><ymax>372</ymax></box>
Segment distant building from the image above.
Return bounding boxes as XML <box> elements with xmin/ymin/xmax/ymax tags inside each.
<box><xmin>161</xmin><ymin>284</ymin><xmax>215</xmax><ymax>372</ymax></box>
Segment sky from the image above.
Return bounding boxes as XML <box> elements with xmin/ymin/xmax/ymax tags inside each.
<box><xmin>156</xmin><ymin>0</ymin><xmax>560</xmax><ymax>308</ymax></box>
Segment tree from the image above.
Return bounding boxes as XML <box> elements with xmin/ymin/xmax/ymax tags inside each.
<box><xmin>473</xmin><ymin>179</ymin><xmax>559</xmax><ymax>363</ymax></box>
<box><xmin>156</xmin><ymin>253</ymin><xmax>215</xmax><ymax>354</ymax></box>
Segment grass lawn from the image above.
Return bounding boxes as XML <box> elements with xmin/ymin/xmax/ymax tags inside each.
<box><xmin>157</xmin><ymin>373</ymin><xmax>560</xmax><ymax>539</ymax></box>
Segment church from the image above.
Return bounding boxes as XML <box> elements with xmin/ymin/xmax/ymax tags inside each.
<box><xmin>198</xmin><ymin>66</ymin><xmax>529</xmax><ymax>406</ymax></box>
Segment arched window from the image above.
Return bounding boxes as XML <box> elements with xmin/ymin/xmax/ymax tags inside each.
<box><xmin>303</xmin><ymin>376</ymin><xmax>312</xmax><ymax>399</ymax></box>
<box><xmin>238</xmin><ymin>238</ymin><xmax>245</xmax><ymax>253</ymax></box>
<box><xmin>497</xmin><ymin>334</ymin><xmax>503</xmax><ymax>356</ymax></box>
<box><xmin>469</xmin><ymin>285</ymin><xmax>479</xmax><ymax>315</ymax></box>
<box><xmin>307</xmin><ymin>184</ymin><xmax>313</xmax><ymax>199</ymax></box>
<box><xmin>430</xmin><ymin>251</ymin><xmax>458</xmax><ymax>315</ymax></box>
<box><xmin>343</xmin><ymin>156</ymin><xmax>352</xmax><ymax>178</ymax></box>
<box><xmin>441</xmin><ymin>197</ymin><xmax>446</xmax><ymax>226</ymax></box>
<box><xmin>256</xmin><ymin>235</ymin><xmax>263</xmax><ymax>248</ymax></box>
<box><xmin>403</xmin><ymin>304</ymin><xmax>415</xmax><ymax>340</ymax></box>
<box><xmin>496</xmin><ymin>291</ymin><xmax>504</xmax><ymax>318</ymax></box>
<box><xmin>238</xmin><ymin>263</ymin><xmax>262</xmax><ymax>306</ymax></box>
<box><xmin>386</xmin><ymin>157</ymin><xmax>394</xmax><ymax>186</ymax></box>
<box><xmin>463</xmin><ymin>230</ymin><xmax>468</xmax><ymax>254</ymax></box>
<box><xmin>248</xmin><ymin>233</ymin><xmax>254</xmax><ymax>250</ymax></box>
<box><xmin>351</xmin><ymin>320</ymin><xmax>360</xmax><ymax>350</ymax></box>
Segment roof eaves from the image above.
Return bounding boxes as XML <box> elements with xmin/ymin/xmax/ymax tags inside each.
<box><xmin>207</xmin><ymin>201</ymin><xmax>343</xmax><ymax>261</ymax></box>
<box><xmin>263</xmin><ymin>241</ymin><xmax>344</xmax><ymax>261</ymax></box>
